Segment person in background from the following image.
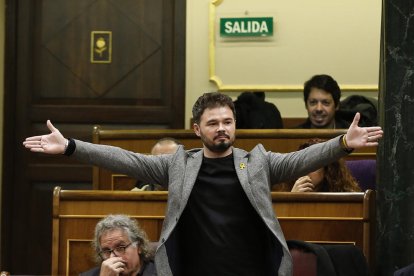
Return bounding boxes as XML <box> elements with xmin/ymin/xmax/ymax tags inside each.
<box><xmin>274</xmin><ymin>138</ymin><xmax>361</xmax><ymax>192</ymax></box>
<box><xmin>80</xmin><ymin>214</ymin><xmax>156</xmax><ymax>276</ymax></box>
<box><xmin>133</xmin><ymin>138</ymin><xmax>181</xmax><ymax>191</ymax></box>
<box><xmin>150</xmin><ymin>137</ymin><xmax>181</xmax><ymax>155</ymax></box>
<box><xmin>297</xmin><ymin>74</ymin><xmax>350</xmax><ymax>129</ymax></box>
<box><xmin>394</xmin><ymin>262</ymin><xmax>414</xmax><ymax>276</ymax></box>
<box><xmin>233</xmin><ymin>91</ymin><xmax>283</xmax><ymax>129</ymax></box>
<box><xmin>23</xmin><ymin>92</ymin><xmax>383</xmax><ymax>276</ymax></box>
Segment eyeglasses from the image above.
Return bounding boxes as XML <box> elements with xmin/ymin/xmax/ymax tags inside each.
<box><xmin>98</xmin><ymin>242</ymin><xmax>136</xmax><ymax>259</ymax></box>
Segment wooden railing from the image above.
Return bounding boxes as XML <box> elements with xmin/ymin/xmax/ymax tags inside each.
<box><xmin>52</xmin><ymin>187</ymin><xmax>375</xmax><ymax>275</ymax></box>
<box><xmin>92</xmin><ymin>127</ymin><xmax>377</xmax><ymax>190</ymax></box>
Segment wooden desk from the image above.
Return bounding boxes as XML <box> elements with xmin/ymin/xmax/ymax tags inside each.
<box><xmin>92</xmin><ymin>128</ymin><xmax>377</xmax><ymax>190</ymax></box>
<box><xmin>52</xmin><ymin>187</ymin><xmax>375</xmax><ymax>275</ymax></box>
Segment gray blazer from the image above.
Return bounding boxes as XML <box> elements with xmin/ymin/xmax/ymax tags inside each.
<box><xmin>73</xmin><ymin>136</ymin><xmax>348</xmax><ymax>276</ymax></box>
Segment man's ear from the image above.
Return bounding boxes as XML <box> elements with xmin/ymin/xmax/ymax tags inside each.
<box><xmin>193</xmin><ymin>123</ymin><xmax>201</xmax><ymax>137</ymax></box>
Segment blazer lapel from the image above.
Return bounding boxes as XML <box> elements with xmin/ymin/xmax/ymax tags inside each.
<box><xmin>181</xmin><ymin>149</ymin><xmax>203</xmax><ymax>203</ymax></box>
<box><xmin>233</xmin><ymin>148</ymin><xmax>255</xmax><ymax>200</ymax></box>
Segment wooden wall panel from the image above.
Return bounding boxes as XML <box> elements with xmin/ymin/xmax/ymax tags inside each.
<box><xmin>2</xmin><ymin>0</ymin><xmax>186</xmax><ymax>274</ymax></box>
<box><xmin>52</xmin><ymin>188</ymin><xmax>375</xmax><ymax>275</ymax></box>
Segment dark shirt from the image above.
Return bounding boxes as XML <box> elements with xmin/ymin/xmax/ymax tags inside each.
<box><xmin>79</xmin><ymin>260</ymin><xmax>156</xmax><ymax>276</ymax></box>
<box><xmin>234</xmin><ymin>92</ymin><xmax>283</xmax><ymax>129</ymax></box>
<box><xmin>177</xmin><ymin>154</ymin><xmax>270</xmax><ymax>276</ymax></box>
<box><xmin>295</xmin><ymin>118</ymin><xmax>350</xmax><ymax>129</ymax></box>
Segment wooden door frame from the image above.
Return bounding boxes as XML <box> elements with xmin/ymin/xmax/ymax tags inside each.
<box><xmin>1</xmin><ymin>0</ymin><xmax>186</xmax><ymax>273</ymax></box>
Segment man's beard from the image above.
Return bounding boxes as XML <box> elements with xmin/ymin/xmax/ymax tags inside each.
<box><xmin>200</xmin><ymin>131</ymin><xmax>234</xmax><ymax>153</ymax></box>
<box><xmin>205</xmin><ymin>140</ymin><xmax>232</xmax><ymax>153</ymax></box>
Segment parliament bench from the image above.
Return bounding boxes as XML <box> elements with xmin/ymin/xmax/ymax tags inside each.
<box><xmin>52</xmin><ymin>187</ymin><xmax>375</xmax><ymax>275</ymax></box>
<box><xmin>92</xmin><ymin>127</ymin><xmax>377</xmax><ymax>190</ymax></box>
<box><xmin>106</xmin><ymin>159</ymin><xmax>378</xmax><ymax>192</ymax></box>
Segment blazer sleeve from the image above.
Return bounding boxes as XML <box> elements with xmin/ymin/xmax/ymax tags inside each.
<box><xmin>71</xmin><ymin>139</ymin><xmax>172</xmax><ymax>186</ymax></box>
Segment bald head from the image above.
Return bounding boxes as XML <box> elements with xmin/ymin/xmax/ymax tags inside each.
<box><xmin>151</xmin><ymin>138</ymin><xmax>180</xmax><ymax>155</ymax></box>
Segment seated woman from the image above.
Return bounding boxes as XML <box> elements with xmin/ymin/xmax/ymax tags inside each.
<box><xmin>274</xmin><ymin>138</ymin><xmax>361</xmax><ymax>192</ymax></box>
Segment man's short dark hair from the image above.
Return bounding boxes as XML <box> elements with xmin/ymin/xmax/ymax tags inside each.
<box><xmin>303</xmin><ymin>74</ymin><xmax>341</xmax><ymax>107</ymax></box>
<box><xmin>192</xmin><ymin>92</ymin><xmax>236</xmax><ymax>124</ymax></box>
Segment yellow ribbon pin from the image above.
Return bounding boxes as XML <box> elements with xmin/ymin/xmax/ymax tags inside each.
<box><xmin>239</xmin><ymin>163</ymin><xmax>246</xmax><ymax>169</ymax></box>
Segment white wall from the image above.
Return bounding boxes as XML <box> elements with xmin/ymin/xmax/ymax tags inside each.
<box><xmin>185</xmin><ymin>0</ymin><xmax>381</xmax><ymax>128</ymax></box>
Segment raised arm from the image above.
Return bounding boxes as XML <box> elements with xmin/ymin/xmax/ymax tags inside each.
<box><xmin>22</xmin><ymin>120</ymin><xmax>68</xmax><ymax>154</ymax></box>
<box><xmin>343</xmin><ymin>112</ymin><xmax>383</xmax><ymax>149</ymax></box>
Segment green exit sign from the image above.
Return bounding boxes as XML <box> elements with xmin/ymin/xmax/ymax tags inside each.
<box><xmin>220</xmin><ymin>17</ymin><xmax>273</xmax><ymax>37</ymax></box>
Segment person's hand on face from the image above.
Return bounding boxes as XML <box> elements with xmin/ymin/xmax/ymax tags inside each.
<box><xmin>98</xmin><ymin>229</ymin><xmax>142</xmax><ymax>276</ymax></box>
<box><xmin>100</xmin><ymin>256</ymin><xmax>126</xmax><ymax>276</ymax></box>
<box><xmin>291</xmin><ymin>176</ymin><xmax>315</xmax><ymax>192</ymax></box>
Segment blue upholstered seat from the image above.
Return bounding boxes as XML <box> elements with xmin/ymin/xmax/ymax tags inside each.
<box><xmin>345</xmin><ymin>159</ymin><xmax>376</xmax><ymax>191</ymax></box>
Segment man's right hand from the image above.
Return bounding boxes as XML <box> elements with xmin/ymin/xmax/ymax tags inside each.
<box><xmin>100</xmin><ymin>257</ymin><xmax>126</xmax><ymax>276</ymax></box>
<box><xmin>22</xmin><ymin>120</ymin><xmax>67</xmax><ymax>154</ymax></box>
